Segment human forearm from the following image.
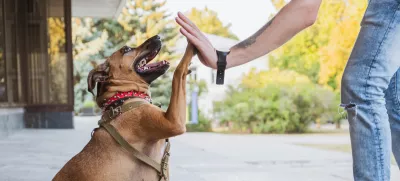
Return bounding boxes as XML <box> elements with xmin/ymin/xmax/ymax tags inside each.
<box><xmin>226</xmin><ymin>0</ymin><xmax>322</xmax><ymax>69</ymax></box>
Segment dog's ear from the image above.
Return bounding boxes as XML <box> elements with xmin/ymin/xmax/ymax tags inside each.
<box><xmin>87</xmin><ymin>61</ymin><xmax>109</xmax><ymax>96</ymax></box>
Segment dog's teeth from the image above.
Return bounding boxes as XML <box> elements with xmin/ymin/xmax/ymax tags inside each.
<box><xmin>139</xmin><ymin>59</ymin><xmax>147</xmax><ymax>67</ymax></box>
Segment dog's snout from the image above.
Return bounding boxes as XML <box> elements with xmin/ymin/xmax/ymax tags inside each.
<box><xmin>143</xmin><ymin>35</ymin><xmax>161</xmax><ymax>50</ymax></box>
<box><xmin>152</xmin><ymin>35</ymin><xmax>160</xmax><ymax>40</ymax></box>
<box><xmin>150</xmin><ymin>35</ymin><xmax>161</xmax><ymax>44</ymax></box>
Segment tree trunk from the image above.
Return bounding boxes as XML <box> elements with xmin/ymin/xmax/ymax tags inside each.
<box><xmin>336</xmin><ymin>121</ymin><xmax>341</xmax><ymax>129</ymax></box>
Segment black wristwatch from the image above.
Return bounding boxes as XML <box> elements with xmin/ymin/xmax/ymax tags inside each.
<box><xmin>216</xmin><ymin>50</ymin><xmax>230</xmax><ymax>85</ymax></box>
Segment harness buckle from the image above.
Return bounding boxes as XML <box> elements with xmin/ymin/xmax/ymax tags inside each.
<box><xmin>109</xmin><ymin>106</ymin><xmax>122</xmax><ymax>119</ymax></box>
<box><xmin>162</xmin><ymin>157</ymin><xmax>169</xmax><ymax>170</ymax></box>
<box><xmin>160</xmin><ymin>151</ymin><xmax>170</xmax><ymax>178</ymax></box>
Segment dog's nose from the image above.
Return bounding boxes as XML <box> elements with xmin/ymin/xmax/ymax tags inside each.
<box><xmin>153</xmin><ymin>35</ymin><xmax>160</xmax><ymax>40</ymax></box>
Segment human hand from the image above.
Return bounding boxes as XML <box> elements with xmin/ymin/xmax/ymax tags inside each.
<box><xmin>175</xmin><ymin>12</ymin><xmax>218</xmax><ymax>69</ymax></box>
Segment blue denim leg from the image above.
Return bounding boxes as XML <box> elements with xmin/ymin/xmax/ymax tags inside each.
<box><xmin>385</xmin><ymin>69</ymin><xmax>400</xmax><ymax>167</ymax></box>
<box><xmin>341</xmin><ymin>0</ymin><xmax>400</xmax><ymax>180</ymax></box>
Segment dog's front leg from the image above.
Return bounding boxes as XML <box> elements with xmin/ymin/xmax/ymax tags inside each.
<box><xmin>138</xmin><ymin>43</ymin><xmax>194</xmax><ymax>139</ymax></box>
<box><xmin>164</xmin><ymin>43</ymin><xmax>194</xmax><ymax>132</ymax></box>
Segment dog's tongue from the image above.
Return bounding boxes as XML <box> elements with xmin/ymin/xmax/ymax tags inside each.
<box><xmin>146</xmin><ymin>60</ymin><xmax>169</xmax><ymax>68</ymax></box>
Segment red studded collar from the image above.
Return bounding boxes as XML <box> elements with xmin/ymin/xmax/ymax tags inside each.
<box><xmin>102</xmin><ymin>90</ymin><xmax>152</xmax><ymax>112</ymax></box>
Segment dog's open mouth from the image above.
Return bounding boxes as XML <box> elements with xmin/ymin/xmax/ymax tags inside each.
<box><xmin>135</xmin><ymin>48</ymin><xmax>170</xmax><ymax>74</ymax></box>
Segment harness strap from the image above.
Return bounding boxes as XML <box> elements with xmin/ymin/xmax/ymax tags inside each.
<box><xmin>100</xmin><ymin>123</ymin><xmax>163</xmax><ymax>173</ymax></box>
<box><xmin>99</xmin><ymin>101</ymin><xmax>148</xmax><ymax>124</ymax></box>
<box><xmin>160</xmin><ymin>139</ymin><xmax>171</xmax><ymax>180</ymax></box>
<box><xmin>97</xmin><ymin>100</ymin><xmax>170</xmax><ymax>180</ymax></box>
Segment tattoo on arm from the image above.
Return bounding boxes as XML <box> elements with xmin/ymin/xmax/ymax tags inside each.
<box><xmin>232</xmin><ymin>17</ymin><xmax>275</xmax><ymax>49</ymax></box>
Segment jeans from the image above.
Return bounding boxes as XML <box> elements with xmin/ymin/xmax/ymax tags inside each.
<box><xmin>341</xmin><ymin>0</ymin><xmax>400</xmax><ymax>180</ymax></box>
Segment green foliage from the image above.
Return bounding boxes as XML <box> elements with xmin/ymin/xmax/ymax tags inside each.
<box><xmin>188</xmin><ymin>78</ymin><xmax>208</xmax><ymax>97</ymax></box>
<box><xmin>213</xmin><ymin>69</ymin><xmax>340</xmax><ymax>134</ymax></box>
<box><xmin>318</xmin><ymin>0</ymin><xmax>367</xmax><ymax>90</ymax></box>
<box><xmin>117</xmin><ymin>0</ymin><xmax>181</xmax><ymax>61</ymax></box>
<box><xmin>187</xmin><ymin>100</ymin><xmax>212</xmax><ymax>132</ymax></box>
<box><xmin>267</xmin><ymin>14</ymin><xmax>323</xmax><ymax>83</ymax></box>
<box><xmin>269</xmin><ymin>0</ymin><xmax>367</xmax><ymax>90</ymax></box>
<box><xmin>149</xmin><ymin>69</ymin><xmax>173</xmax><ymax>110</ymax></box>
<box><xmin>186</xmin><ymin>7</ymin><xmax>238</xmax><ymax>40</ymax></box>
<box><xmin>186</xmin><ymin>110</ymin><xmax>212</xmax><ymax>132</ymax></box>
<box><xmin>83</xmin><ymin>100</ymin><xmax>96</xmax><ymax>108</ymax></box>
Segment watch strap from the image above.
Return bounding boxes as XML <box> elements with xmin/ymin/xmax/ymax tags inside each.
<box><xmin>216</xmin><ymin>50</ymin><xmax>230</xmax><ymax>85</ymax></box>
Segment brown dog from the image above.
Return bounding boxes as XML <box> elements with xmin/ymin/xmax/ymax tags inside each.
<box><xmin>53</xmin><ymin>35</ymin><xmax>194</xmax><ymax>181</ymax></box>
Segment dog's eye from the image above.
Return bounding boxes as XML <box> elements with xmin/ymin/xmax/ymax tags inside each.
<box><xmin>121</xmin><ymin>46</ymin><xmax>133</xmax><ymax>54</ymax></box>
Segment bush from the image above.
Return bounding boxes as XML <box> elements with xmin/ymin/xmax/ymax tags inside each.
<box><xmin>186</xmin><ymin>107</ymin><xmax>213</xmax><ymax>132</ymax></box>
<box><xmin>213</xmin><ymin>69</ymin><xmax>340</xmax><ymax>134</ymax></box>
<box><xmin>186</xmin><ymin>118</ymin><xmax>212</xmax><ymax>132</ymax></box>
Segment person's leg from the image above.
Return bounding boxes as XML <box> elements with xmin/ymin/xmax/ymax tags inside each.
<box><xmin>341</xmin><ymin>0</ymin><xmax>400</xmax><ymax>180</ymax></box>
<box><xmin>385</xmin><ymin>68</ymin><xmax>400</xmax><ymax>166</ymax></box>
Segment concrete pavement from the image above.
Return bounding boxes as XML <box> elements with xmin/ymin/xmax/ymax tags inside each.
<box><xmin>0</xmin><ymin>116</ymin><xmax>398</xmax><ymax>181</ymax></box>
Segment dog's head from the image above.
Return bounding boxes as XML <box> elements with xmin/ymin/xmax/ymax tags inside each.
<box><xmin>87</xmin><ymin>35</ymin><xmax>170</xmax><ymax>103</ymax></box>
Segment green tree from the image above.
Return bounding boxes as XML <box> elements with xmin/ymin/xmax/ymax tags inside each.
<box><xmin>318</xmin><ymin>0</ymin><xmax>367</xmax><ymax>90</ymax></box>
<box><xmin>186</xmin><ymin>7</ymin><xmax>238</xmax><ymax>40</ymax></box>
<box><xmin>268</xmin><ymin>0</ymin><xmax>367</xmax><ymax>90</ymax></box>
<box><xmin>268</xmin><ymin>0</ymin><xmax>344</xmax><ymax>83</ymax></box>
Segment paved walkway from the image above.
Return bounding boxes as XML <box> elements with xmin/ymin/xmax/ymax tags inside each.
<box><xmin>0</xmin><ymin>116</ymin><xmax>398</xmax><ymax>181</ymax></box>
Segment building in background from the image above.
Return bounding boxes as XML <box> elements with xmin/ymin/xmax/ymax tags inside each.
<box><xmin>0</xmin><ymin>0</ymin><xmax>126</xmax><ymax>138</ymax></box>
<box><xmin>174</xmin><ymin>34</ymin><xmax>269</xmax><ymax>122</ymax></box>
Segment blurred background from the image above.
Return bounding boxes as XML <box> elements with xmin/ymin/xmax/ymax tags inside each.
<box><xmin>0</xmin><ymin>0</ymin><xmax>398</xmax><ymax>180</ymax></box>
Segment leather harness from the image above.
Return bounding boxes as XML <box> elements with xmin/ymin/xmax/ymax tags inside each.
<box><xmin>95</xmin><ymin>101</ymin><xmax>171</xmax><ymax>181</ymax></box>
